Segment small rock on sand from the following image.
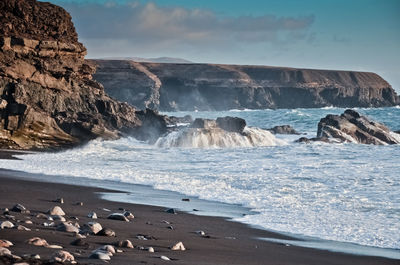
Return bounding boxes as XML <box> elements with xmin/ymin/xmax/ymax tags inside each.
<box><xmin>16</xmin><ymin>225</ymin><xmax>31</xmax><ymax>231</ymax></box>
<box><xmin>97</xmin><ymin>228</ymin><xmax>116</xmax><ymax>237</ymax></box>
<box><xmin>0</xmin><ymin>247</ymin><xmax>12</xmax><ymax>256</ymax></box>
<box><xmin>70</xmin><ymin>238</ymin><xmax>89</xmax><ymax>247</ymax></box>
<box><xmin>46</xmin><ymin>244</ymin><xmax>63</xmax><ymax>249</ymax></box>
<box><xmin>160</xmin><ymin>255</ymin><xmax>170</xmax><ymax>261</ymax></box>
<box><xmin>107</xmin><ymin>213</ymin><xmax>129</xmax><ymax>222</ymax></box>
<box><xmin>11</xmin><ymin>204</ymin><xmax>28</xmax><ymax>213</ymax></box>
<box><xmin>81</xmin><ymin>222</ymin><xmax>102</xmax><ymax>234</ymax></box>
<box><xmin>89</xmin><ymin>251</ymin><xmax>111</xmax><ymax>260</ymax></box>
<box><xmin>53</xmin><ymin>198</ymin><xmax>64</xmax><ymax>204</ymax></box>
<box><xmin>27</xmin><ymin>237</ymin><xmax>48</xmax><ymax>247</ymax></box>
<box><xmin>0</xmin><ymin>221</ymin><xmax>14</xmax><ymax>229</ymax></box>
<box><xmin>56</xmin><ymin>222</ymin><xmax>80</xmax><ymax>233</ymax></box>
<box><xmin>116</xmin><ymin>240</ymin><xmax>133</xmax><ymax>248</ymax></box>
<box><xmin>47</xmin><ymin>206</ymin><xmax>65</xmax><ymax>216</ymax></box>
<box><xmin>170</xmin><ymin>242</ymin><xmax>185</xmax><ymax>251</ymax></box>
<box><xmin>148</xmin><ymin>247</ymin><xmax>155</xmax><ymax>253</ymax></box>
<box><xmin>36</xmin><ymin>213</ymin><xmax>48</xmax><ymax>219</ymax></box>
<box><xmin>195</xmin><ymin>230</ymin><xmax>206</xmax><ymax>236</ymax></box>
<box><xmin>24</xmin><ymin>220</ymin><xmax>33</xmax><ymax>224</ymax></box>
<box><xmin>0</xmin><ymin>240</ymin><xmax>13</xmax><ymax>248</ymax></box>
<box><xmin>97</xmin><ymin>245</ymin><xmax>116</xmax><ymax>255</ymax></box>
<box><xmin>123</xmin><ymin>211</ymin><xmax>135</xmax><ymax>219</ymax></box>
<box><xmin>51</xmin><ymin>215</ymin><xmax>66</xmax><ymax>222</ymax></box>
<box><xmin>87</xmin><ymin>212</ymin><xmax>97</xmax><ymax>219</ymax></box>
<box><xmin>51</xmin><ymin>250</ymin><xmax>74</xmax><ymax>263</ymax></box>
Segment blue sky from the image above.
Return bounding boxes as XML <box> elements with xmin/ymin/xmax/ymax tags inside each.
<box><xmin>52</xmin><ymin>0</ymin><xmax>400</xmax><ymax>92</ymax></box>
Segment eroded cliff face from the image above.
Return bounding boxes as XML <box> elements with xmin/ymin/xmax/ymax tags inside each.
<box><xmin>0</xmin><ymin>0</ymin><xmax>141</xmax><ymax>149</ymax></box>
<box><xmin>93</xmin><ymin>60</ymin><xmax>399</xmax><ymax>111</ymax></box>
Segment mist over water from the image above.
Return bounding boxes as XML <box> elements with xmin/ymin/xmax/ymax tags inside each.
<box><xmin>1</xmin><ymin>107</ymin><xmax>399</xmax><ymax>250</ymax></box>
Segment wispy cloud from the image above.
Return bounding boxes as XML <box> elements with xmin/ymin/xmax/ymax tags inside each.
<box><xmin>58</xmin><ymin>1</ymin><xmax>314</xmax><ymax>57</ymax></box>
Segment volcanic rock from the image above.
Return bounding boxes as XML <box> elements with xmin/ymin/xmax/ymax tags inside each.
<box><xmin>268</xmin><ymin>125</ymin><xmax>300</xmax><ymax>135</ymax></box>
<box><xmin>216</xmin><ymin>116</ymin><xmax>246</xmax><ymax>134</ymax></box>
<box><xmin>317</xmin><ymin>109</ymin><xmax>400</xmax><ymax>145</ymax></box>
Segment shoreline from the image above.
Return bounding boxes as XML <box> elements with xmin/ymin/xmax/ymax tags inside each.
<box><xmin>0</xmin><ymin>164</ymin><xmax>398</xmax><ymax>264</ymax></box>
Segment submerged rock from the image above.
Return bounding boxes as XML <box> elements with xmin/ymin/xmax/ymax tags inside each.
<box><xmin>268</xmin><ymin>125</ymin><xmax>300</xmax><ymax>135</ymax></box>
<box><xmin>317</xmin><ymin>109</ymin><xmax>400</xmax><ymax>145</ymax></box>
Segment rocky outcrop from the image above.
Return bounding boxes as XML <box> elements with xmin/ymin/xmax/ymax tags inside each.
<box><xmin>92</xmin><ymin>60</ymin><xmax>399</xmax><ymax>111</ymax></box>
<box><xmin>0</xmin><ymin>0</ymin><xmax>155</xmax><ymax>149</ymax></box>
<box><xmin>315</xmin><ymin>109</ymin><xmax>400</xmax><ymax>145</ymax></box>
<box><xmin>267</xmin><ymin>125</ymin><xmax>300</xmax><ymax>135</ymax></box>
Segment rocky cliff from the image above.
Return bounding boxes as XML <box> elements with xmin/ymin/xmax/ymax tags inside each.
<box><xmin>0</xmin><ymin>0</ymin><xmax>144</xmax><ymax>149</ymax></box>
<box><xmin>92</xmin><ymin>60</ymin><xmax>399</xmax><ymax>111</ymax></box>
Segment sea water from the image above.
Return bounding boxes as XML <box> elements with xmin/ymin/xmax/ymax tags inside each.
<box><xmin>1</xmin><ymin>107</ymin><xmax>399</xmax><ymax>251</ymax></box>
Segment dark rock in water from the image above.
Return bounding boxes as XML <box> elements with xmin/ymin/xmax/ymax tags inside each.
<box><xmin>97</xmin><ymin>228</ymin><xmax>116</xmax><ymax>237</ymax></box>
<box><xmin>395</xmin><ymin>130</ymin><xmax>400</xmax><ymax>134</ymax></box>
<box><xmin>134</xmin><ymin>109</ymin><xmax>168</xmax><ymax>143</ymax></box>
<box><xmin>165</xmin><ymin>208</ymin><xmax>177</xmax><ymax>214</ymax></box>
<box><xmin>268</xmin><ymin>125</ymin><xmax>300</xmax><ymax>135</ymax></box>
<box><xmin>295</xmin><ymin>136</ymin><xmax>331</xmax><ymax>144</ymax></box>
<box><xmin>317</xmin><ymin>109</ymin><xmax>400</xmax><ymax>145</ymax></box>
<box><xmin>11</xmin><ymin>203</ymin><xmax>27</xmax><ymax>213</ymax></box>
<box><xmin>216</xmin><ymin>116</ymin><xmax>246</xmax><ymax>134</ymax></box>
<box><xmin>166</xmin><ymin>115</ymin><xmax>193</xmax><ymax>126</ymax></box>
<box><xmin>191</xmin><ymin>118</ymin><xmax>217</xmax><ymax>129</ymax></box>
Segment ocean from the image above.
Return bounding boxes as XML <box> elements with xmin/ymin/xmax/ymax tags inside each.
<box><xmin>1</xmin><ymin>107</ymin><xmax>399</xmax><ymax>252</ymax></box>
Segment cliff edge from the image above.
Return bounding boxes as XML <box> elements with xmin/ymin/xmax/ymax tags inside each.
<box><xmin>92</xmin><ymin>60</ymin><xmax>399</xmax><ymax>111</ymax></box>
<box><xmin>0</xmin><ymin>0</ymin><xmax>141</xmax><ymax>149</ymax></box>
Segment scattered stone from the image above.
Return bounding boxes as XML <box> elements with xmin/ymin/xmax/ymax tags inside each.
<box><xmin>2</xmin><ymin>208</ymin><xmax>9</xmax><ymax>215</ymax></box>
<box><xmin>165</xmin><ymin>208</ymin><xmax>176</xmax><ymax>214</ymax></box>
<box><xmin>195</xmin><ymin>230</ymin><xmax>206</xmax><ymax>236</ymax></box>
<box><xmin>81</xmin><ymin>222</ymin><xmax>102</xmax><ymax>235</ymax></box>
<box><xmin>51</xmin><ymin>250</ymin><xmax>74</xmax><ymax>263</ymax></box>
<box><xmin>167</xmin><ymin>226</ymin><xmax>174</xmax><ymax>230</ymax></box>
<box><xmin>53</xmin><ymin>198</ymin><xmax>64</xmax><ymax>204</ymax></box>
<box><xmin>162</xmin><ymin>220</ymin><xmax>171</xmax><ymax>224</ymax></box>
<box><xmin>116</xmin><ymin>249</ymin><xmax>123</xmax><ymax>253</ymax></box>
<box><xmin>51</xmin><ymin>215</ymin><xmax>66</xmax><ymax>222</ymax></box>
<box><xmin>102</xmin><ymin>208</ymin><xmax>110</xmax><ymax>212</ymax></box>
<box><xmin>36</xmin><ymin>213</ymin><xmax>48</xmax><ymax>219</ymax></box>
<box><xmin>70</xmin><ymin>216</ymin><xmax>79</xmax><ymax>220</ymax></box>
<box><xmin>87</xmin><ymin>212</ymin><xmax>97</xmax><ymax>219</ymax></box>
<box><xmin>89</xmin><ymin>251</ymin><xmax>111</xmax><ymax>260</ymax></box>
<box><xmin>267</xmin><ymin>125</ymin><xmax>300</xmax><ymax>135</ymax></box>
<box><xmin>97</xmin><ymin>245</ymin><xmax>115</xmax><ymax>255</ymax></box>
<box><xmin>136</xmin><ymin>235</ymin><xmax>147</xmax><ymax>240</ymax></box>
<box><xmin>11</xmin><ymin>204</ymin><xmax>28</xmax><ymax>213</ymax></box>
<box><xmin>0</xmin><ymin>247</ymin><xmax>12</xmax><ymax>256</ymax></box>
<box><xmin>0</xmin><ymin>240</ymin><xmax>13</xmax><ymax>248</ymax></box>
<box><xmin>76</xmin><ymin>202</ymin><xmax>84</xmax><ymax>206</ymax></box>
<box><xmin>147</xmin><ymin>247</ymin><xmax>155</xmax><ymax>253</ymax></box>
<box><xmin>24</xmin><ymin>220</ymin><xmax>33</xmax><ymax>224</ymax></box>
<box><xmin>123</xmin><ymin>211</ymin><xmax>134</xmax><ymax>220</ymax></box>
<box><xmin>170</xmin><ymin>242</ymin><xmax>185</xmax><ymax>251</ymax></box>
<box><xmin>107</xmin><ymin>213</ymin><xmax>129</xmax><ymax>222</ymax></box>
<box><xmin>30</xmin><ymin>254</ymin><xmax>41</xmax><ymax>260</ymax></box>
<box><xmin>182</xmin><ymin>198</ymin><xmax>190</xmax><ymax>202</ymax></box>
<box><xmin>47</xmin><ymin>206</ymin><xmax>65</xmax><ymax>216</ymax></box>
<box><xmin>27</xmin><ymin>237</ymin><xmax>48</xmax><ymax>247</ymax></box>
<box><xmin>47</xmin><ymin>216</ymin><xmax>54</xmax><ymax>221</ymax></box>
<box><xmin>43</xmin><ymin>222</ymin><xmax>55</xmax><ymax>227</ymax></box>
<box><xmin>160</xmin><ymin>255</ymin><xmax>170</xmax><ymax>261</ymax></box>
<box><xmin>70</xmin><ymin>238</ymin><xmax>88</xmax><ymax>247</ymax></box>
<box><xmin>116</xmin><ymin>240</ymin><xmax>133</xmax><ymax>248</ymax></box>
<box><xmin>16</xmin><ymin>225</ymin><xmax>31</xmax><ymax>231</ymax></box>
<box><xmin>118</xmin><ymin>207</ymin><xmax>125</xmax><ymax>211</ymax></box>
<box><xmin>56</xmin><ymin>222</ymin><xmax>80</xmax><ymax>233</ymax></box>
<box><xmin>97</xmin><ymin>228</ymin><xmax>115</xmax><ymax>237</ymax></box>
<box><xmin>46</xmin><ymin>244</ymin><xmax>63</xmax><ymax>249</ymax></box>
<box><xmin>0</xmin><ymin>221</ymin><xmax>14</xmax><ymax>229</ymax></box>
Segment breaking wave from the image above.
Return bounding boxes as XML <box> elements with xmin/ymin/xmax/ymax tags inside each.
<box><xmin>155</xmin><ymin>127</ymin><xmax>286</xmax><ymax>148</ymax></box>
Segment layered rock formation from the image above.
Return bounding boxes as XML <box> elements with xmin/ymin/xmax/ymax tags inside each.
<box><xmin>0</xmin><ymin>0</ymin><xmax>149</xmax><ymax>149</ymax></box>
<box><xmin>92</xmin><ymin>60</ymin><xmax>399</xmax><ymax>111</ymax></box>
<box><xmin>313</xmin><ymin>109</ymin><xmax>400</xmax><ymax>145</ymax></box>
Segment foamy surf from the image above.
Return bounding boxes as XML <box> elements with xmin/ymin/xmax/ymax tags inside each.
<box><xmin>156</xmin><ymin>127</ymin><xmax>286</xmax><ymax>148</ymax></box>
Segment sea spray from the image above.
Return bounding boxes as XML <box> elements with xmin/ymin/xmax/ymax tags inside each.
<box><xmin>156</xmin><ymin>127</ymin><xmax>285</xmax><ymax>148</ymax></box>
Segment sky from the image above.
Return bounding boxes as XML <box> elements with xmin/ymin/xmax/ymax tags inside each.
<box><xmin>51</xmin><ymin>0</ymin><xmax>400</xmax><ymax>92</ymax></box>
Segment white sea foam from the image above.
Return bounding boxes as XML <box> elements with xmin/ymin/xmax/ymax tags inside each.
<box><xmin>1</xmin><ymin>107</ymin><xmax>399</xmax><ymax>250</ymax></box>
<box><xmin>156</xmin><ymin>127</ymin><xmax>285</xmax><ymax>148</ymax></box>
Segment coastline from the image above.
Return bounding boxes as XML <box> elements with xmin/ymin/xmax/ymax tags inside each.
<box><xmin>0</xmin><ymin>153</ymin><xmax>398</xmax><ymax>264</ymax></box>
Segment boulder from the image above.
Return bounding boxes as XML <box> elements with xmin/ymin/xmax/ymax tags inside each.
<box><xmin>268</xmin><ymin>125</ymin><xmax>300</xmax><ymax>135</ymax></box>
<box><xmin>216</xmin><ymin>116</ymin><xmax>246</xmax><ymax>134</ymax></box>
<box><xmin>107</xmin><ymin>213</ymin><xmax>129</xmax><ymax>222</ymax></box>
<box><xmin>317</xmin><ymin>109</ymin><xmax>400</xmax><ymax>145</ymax></box>
<box><xmin>191</xmin><ymin>118</ymin><xmax>217</xmax><ymax>129</ymax></box>
<box><xmin>56</xmin><ymin>222</ymin><xmax>80</xmax><ymax>233</ymax></box>
<box><xmin>81</xmin><ymin>222</ymin><xmax>102</xmax><ymax>235</ymax></box>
